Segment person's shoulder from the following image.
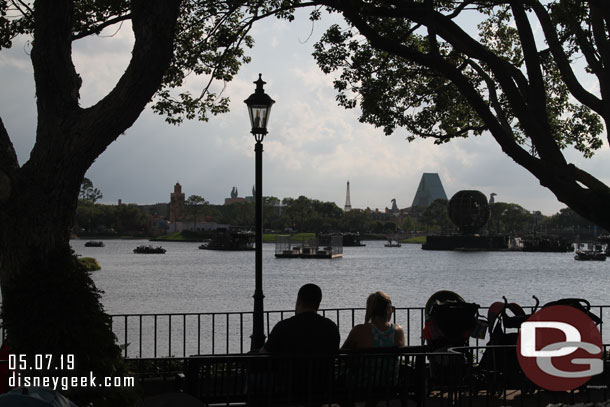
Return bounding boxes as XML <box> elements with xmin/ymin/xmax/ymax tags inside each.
<box><xmin>272</xmin><ymin>314</ymin><xmax>298</xmax><ymax>330</ymax></box>
<box><xmin>393</xmin><ymin>323</ymin><xmax>405</xmax><ymax>333</ymax></box>
<box><xmin>318</xmin><ymin>314</ymin><xmax>339</xmax><ymax>328</ymax></box>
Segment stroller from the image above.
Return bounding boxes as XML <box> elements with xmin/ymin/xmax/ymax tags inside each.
<box><xmin>424</xmin><ymin>290</ymin><xmax>482</xmax><ymax>351</ymax></box>
<box><xmin>479</xmin><ymin>296</ymin><xmax>603</xmax><ymax>389</ymax></box>
<box><xmin>478</xmin><ymin>296</ymin><xmax>533</xmax><ymax>388</ymax></box>
<box><xmin>423</xmin><ymin>291</ymin><xmax>483</xmax><ymax>384</ymax></box>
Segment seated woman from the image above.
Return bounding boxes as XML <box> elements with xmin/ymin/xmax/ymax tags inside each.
<box><xmin>342</xmin><ymin>291</ymin><xmax>406</xmax><ymax>349</ymax></box>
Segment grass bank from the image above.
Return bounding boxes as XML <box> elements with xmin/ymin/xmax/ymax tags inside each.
<box><xmin>401</xmin><ymin>236</ymin><xmax>426</xmax><ymax>244</ymax></box>
<box><xmin>78</xmin><ymin>257</ymin><xmax>101</xmax><ymax>271</ymax></box>
<box><xmin>151</xmin><ymin>231</ymin><xmax>207</xmax><ymax>242</ymax></box>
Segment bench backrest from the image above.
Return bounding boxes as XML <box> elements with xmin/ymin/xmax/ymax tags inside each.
<box><xmin>184</xmin><ymin>347</ymin><xmax>430</xmax><ymax>405</ymax></box>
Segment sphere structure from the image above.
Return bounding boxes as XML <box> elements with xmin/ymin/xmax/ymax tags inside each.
<box><xmin>448</xmin><ymin>190</ymin><xmax>490</xmax><ymax>234</ymax></box>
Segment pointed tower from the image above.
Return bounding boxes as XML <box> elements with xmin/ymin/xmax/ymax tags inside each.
<box><xmin>344</xmin><ymin>181</ymin><xmax>352</xmax><ymax>212</ymax></box>
<box><xmin>411</xmin><ymin>173</ymin><xmax>448</xmax><ymax>207</ymax></box>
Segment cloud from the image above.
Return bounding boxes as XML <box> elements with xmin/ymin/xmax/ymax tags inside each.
<box><xmin>2</xmin><ymin>10</ymin><xmax>607</xmax><ymax>216</ymax></box>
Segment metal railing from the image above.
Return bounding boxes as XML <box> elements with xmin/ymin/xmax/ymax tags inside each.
<box><xmin>111</xmin><ymin>304</ymin><xmax>610</xmax><ymax>359</ymax></box>
<box><xmin>127</xmin><ymin>344</ymin><xmax>610</xmax><ymax>406</ymax></box>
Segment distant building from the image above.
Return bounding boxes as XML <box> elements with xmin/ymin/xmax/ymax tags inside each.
<box><xmin>170</xmin><ymin>182</ymin><xmax>186</xmax><ymax>223</ymax></box>
<box><xmin>411</xmin><ymin>173</ymin><xmax>448</xmax><ymax>207</ymax></box>
<box><xmin>224</xmin><ymin>186</ymin><xmax>248</xmax><ymax>205</ymax></box>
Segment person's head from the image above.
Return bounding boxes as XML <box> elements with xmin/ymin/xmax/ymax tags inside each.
<box><xmin>365</xmin><ymin>291</ymin><xmax>394</xmax><ymax>323</ymax></box>
<box><xmin>295</xmin><ymin>283</ymin><xmax>323</xmax><ymax>313</ymax></box>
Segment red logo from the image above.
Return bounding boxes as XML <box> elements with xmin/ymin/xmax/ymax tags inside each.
<box><xmin>517</xmin><ymin>305</ymin><xmax>603</xmax><ymax>391</ymax></box>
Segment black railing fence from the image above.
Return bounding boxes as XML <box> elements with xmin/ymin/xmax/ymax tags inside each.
<box><xmin>126</xmin><ymin>344</ymin><xmax>610</xmax><ymax>406</ymax></box>
<box><xmin>111</xmin><ymin>305</ymin><xmax>610</xmax><ymax>359</ymax></box>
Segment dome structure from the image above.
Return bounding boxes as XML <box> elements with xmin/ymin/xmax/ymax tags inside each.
<box><xmin>448</xmin><ymin>190</ymin><xmax>490</xmax><ymax>234</ymax></box>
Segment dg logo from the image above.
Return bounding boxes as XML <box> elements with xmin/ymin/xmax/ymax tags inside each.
<box><xmin>517</xmin><ymin>305</ymin><xmax>603</xmax><ymax>391</ymax></box>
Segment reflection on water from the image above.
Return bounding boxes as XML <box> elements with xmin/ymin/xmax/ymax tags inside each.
<box><xmin>72</xmin><ymin>239</ymin><xmax>610</xmax><ymax>316</ymax></box>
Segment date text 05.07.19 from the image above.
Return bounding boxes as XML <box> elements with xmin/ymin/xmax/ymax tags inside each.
<box><xmin>9</xmin><ymin>354</ymin><xmax>75</xmax><ymax>371</ymax></box>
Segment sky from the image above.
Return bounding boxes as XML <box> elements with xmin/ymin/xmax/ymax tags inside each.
<box><xmin>1</xmin><ymin>8</ymin><xmax>609</xmax><ymax>216</ymax></box>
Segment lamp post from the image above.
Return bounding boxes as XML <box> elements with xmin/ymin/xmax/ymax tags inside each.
<box><xmin>244</xmin><ymin>74</ymin><xmax>275</xmax><ymax>351</ymax></box>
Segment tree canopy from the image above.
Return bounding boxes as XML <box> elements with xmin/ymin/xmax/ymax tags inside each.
<box><xmin>311</xmin><ymin>0</ymin><xmax>610</xmax><ymax>229</ymax></box>
<box><xmin>78</xmin><ymin>177</ymin><xmax>103</xmax><ymax>205</ymax></box>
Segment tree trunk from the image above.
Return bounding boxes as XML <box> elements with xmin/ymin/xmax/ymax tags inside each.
<box><xmin>0</xmin><ymin>1</ymin><xmax>181</xmax><ymax>403</ymax></box>
<box><xmin>0</xmin><ymin>177</ymin><xmax>132</xmax><ymax>404</ymax></box>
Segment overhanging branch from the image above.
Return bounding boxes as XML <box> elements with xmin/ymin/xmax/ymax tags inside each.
<box><xmin>72</xmin><ymin>14</ymin><xmax>132</xmax><ymax>41</ymax></box>
<box><xmin>529</xmin><ymin>1</ymin><xmax>604</xmax><ymax>115</ymax></box>
<box><xmin>74</xmin><ymin>0</ymin><xmax>182</xmax><ymax>165</ymax></box>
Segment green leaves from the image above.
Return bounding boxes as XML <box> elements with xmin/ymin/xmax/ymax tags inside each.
<box><xmin>313</xmin><ymin>0</ymin><xmax>605</xmax><ymax>158</ymax></box>
<box><xmin>314</xmin><ymin>21</ymin><xmax>485</xmax><ymax>141</ymax></box>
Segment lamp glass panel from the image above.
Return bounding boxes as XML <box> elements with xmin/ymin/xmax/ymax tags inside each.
<box><xmin>249</xmin><ymin>105</ymin><xmax>271</xmax><ymax>130</ymax></box>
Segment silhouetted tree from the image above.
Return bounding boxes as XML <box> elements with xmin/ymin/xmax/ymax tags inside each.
<box><xmin>420</xmin><ymin>199</ymin><xmax>451</xmax><ymax>234</ymax></box>
<box><xmin>185</xmin><ymin>195</ymin><xmax>208</xmax><ymax>229</ymax></box>
<box><xmin>78</xmin><ymin>177</ymin><xmax>103</xmax><ymax>205</ymax></box>
<box><xmin>0</xmin><ymin>2</ymin><xmax>276</xmax><ymax>401</ymax></box>
<box><xmin>489</xmin><ymin>202</ymin><xmax>535</xmax><ymax>235</ymax></box>
<box><xmin>312</xmin><ymin>0</ymin><xmax>610</xmax><ymax>230</ymax></box>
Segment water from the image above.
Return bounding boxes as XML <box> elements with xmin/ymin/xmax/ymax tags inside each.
<box><xmin>73</xmin><ymin>239</ymin><xmax>610</xmax><ymax>315</ymax></box>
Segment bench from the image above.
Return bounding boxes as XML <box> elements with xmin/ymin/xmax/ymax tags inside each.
<box><xmin>182</xmin><ymin>346</ymin><xmax>429</xmax><ymax>406</ymax></box>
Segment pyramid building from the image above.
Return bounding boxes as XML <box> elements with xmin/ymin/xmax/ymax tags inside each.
<box><xmin>411</xmin><ymin>173</ymin><xmax>448</xmax><ymax>207</ymax></box>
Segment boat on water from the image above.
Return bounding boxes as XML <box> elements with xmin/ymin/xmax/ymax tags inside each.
<box><xmin>274</xmin><ymin>235</ymin><xmax>343</xmax><ymax>259</ymax></box>
<box><xmin>133</xmin><ymin>245</ymin><xmax>166</xmax><ymax>254</ymax></box>
<box><xmin>521</xmin><ymin>237</ymin><xmax>572</xmax><ymax>252</ymax></box>
<box><xmin>574</xmin><ymin>250</ymin><xmax>606</xmax><ymax>261</ymax></box>
<box><xmin>84</xmin><ymin>241</ymin><xmax>104</xmax><ymax>247</ymax></box>
<box><xmin>384</xmin><ymin>240</ymin><xmax>402</xmax><ymax>248</ymax></box>
<box><xmin>198</xmin><ymin>228</ymin><xmax>254</xmax><ymax>251</ymax></box>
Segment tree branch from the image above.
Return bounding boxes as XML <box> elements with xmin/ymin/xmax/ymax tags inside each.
<box><xmin>590</xmin><ymin>4</ymin><xmax>610</xmax><ymax>89</ymax></box>
<box><xmin>466</xmin><ymin>59</ymin><xmax>513</xmax><ymax>135</ymax></box>
<box><xmin>510</xmin><ymin>0</ymin><xmax>567</xmax><ymax>166</ymax></box>
<box><xmin>0</xmin><ymin>116</ymin><xmax>18</xmax><ymax>172</ymax></box>
<box><xmin>73</xmin><ymin>0</ymin><xmax>182</xmax><ymax>165</ymax></box>
<box><xmin>330</xmin><ymin>1</ymin><xmax>542</xmax><ymax>175</ymax></box>
<box><xmin>30</xmin><ymin>0</ymin><xmax>81</xmax><ymax>117</ymax></box>
<box><xmin>72</xmin><ymin>14</ymin><xmax>132</xmax><ymax>41</ymax></box>
<box><xmin>529</xmin><ymin>1</ymin><xmax>604</xmax><ymax>115</ymax></box>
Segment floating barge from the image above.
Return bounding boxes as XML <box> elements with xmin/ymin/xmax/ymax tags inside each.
<box><xmin>199</xmin><ymin>228</ymin><xmax>254</xmax><ymax>251</ymax></box>
<box><xmin>275</xmin><ymin>235</ymin><xmax>343</xmax><ymax>259</ymax></box>
<box><xmin>134</xmin><ymin>245</ymin><xmax>166</xmax><ymax>254</ymax></box>
<box><xmin>384</xmin><ymin>239</ymin><xmax>402</xmax><ymax>248</ymax></box>
<box><xmin>574</xmin><ymin>250</ymin><xmax>606</xmax><ymax>261</ymax></box>
<box><xmin>85</xmin><ymin>241</ymin><xmax>104</xmax><ymax>247</ymax></box>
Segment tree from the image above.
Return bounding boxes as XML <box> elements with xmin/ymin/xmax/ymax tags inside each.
<box><xmin>220</xmin><ymin>202</ymin><xmax>255</xmax><ymax>226</ymax></box>
<box><xmin>78</xmin><ymin>177</ymin><xmax>103</xmax><ymax>205</ymax></box>
<box><xmin>544</xmin><ymin>207</ymin><xmax>597</xmax><ymax>234</ymax></box>
<box><xmin>312</xmin><ymin>0</ymin><xmax>610</xmax><ymax>230</ymax></box>
<box><xmin>284</xmin><ymin>196</ymin><xmax>315</xmax><ymax>232</ymax></box>
<box><xmin>0</xmin><ymin>1</ymin><xmax>275</xmax><ymax>402</ymax></box>
<box><xmin>185</xmin><ymin>194</ymin><xmax>209</xmax><ymax>229</ymax></box>
<box><xmin>341</xmin><ymin>208</ymin><xmax>370</xmax><ymax>232</ymax></box>
<box><xmin>420</xmin><ymin>199</ymin><xmax>452</xmax><ymax>234</ymax></box>
<box><xmin>489</xmin><ymin>202</ymin><xmax>535</xmax><ymax>235</ymax></box>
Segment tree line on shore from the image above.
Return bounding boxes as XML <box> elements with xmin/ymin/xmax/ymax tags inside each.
<box><xmin>76</xmin><ymin>185</ymin><xmax>600</xmax><ymax>238</ymax></box>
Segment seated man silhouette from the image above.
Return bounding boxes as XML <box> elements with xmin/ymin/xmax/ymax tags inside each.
<box><xmin>260</xmin><ymin>283</ymin><xmax>340</xmax><ymax>400</ymax></box>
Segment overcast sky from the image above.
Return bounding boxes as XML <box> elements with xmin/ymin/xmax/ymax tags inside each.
<box><xmin>1</xmin><ymin>9</ymin><xmax>608</xmax><ymax>216</ymax></box>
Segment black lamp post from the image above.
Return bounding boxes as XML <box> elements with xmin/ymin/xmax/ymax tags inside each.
<box><xmin>244</xmin><ymin>74</ymin><xmax>275</xmax><ymax>351</ymax></box>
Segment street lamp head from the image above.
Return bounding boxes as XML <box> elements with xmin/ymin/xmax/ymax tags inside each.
<box><xmin>244</xmin><ymin>73</ymin><xmax>275</xmax><ymax>141</ymax></box>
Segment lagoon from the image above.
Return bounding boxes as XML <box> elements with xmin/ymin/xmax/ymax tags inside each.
<box><xmin>73</xmin><ymin>239</ymin><xmax>609</xmax><ymax>315</ymax></box>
